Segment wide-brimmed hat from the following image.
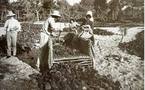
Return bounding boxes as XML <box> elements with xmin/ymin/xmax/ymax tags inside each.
<box><xmin>7</xmin><ymin>11</ymin><xmax>16</xmax><ymax>17</ymax></box>
<box><xmin>51</xmin><ymin>10</ymin><xmax>61</xmax><ymax>17</ymax></box>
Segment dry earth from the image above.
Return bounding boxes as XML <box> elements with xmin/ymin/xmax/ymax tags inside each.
<box><xmin>0</xmin><ymin>56</ymin><xmax>39</xmax><ymax>90</ymax></box>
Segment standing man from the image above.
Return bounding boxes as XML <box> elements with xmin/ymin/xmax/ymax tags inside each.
<box><xmin>4</xmin><ymin>11</ymin><xmax>21</xmax><ymax>57</ymax></box>
<box><xmin>79</xmin><ymin>10</ymin><xmax>96</xmax><ymax>69</ymax></box>
<box><xmin>81</xmin><ymin>11</ymin><xmax>94</xmax><ymax>34</ymax></box>
<box><xmin>37</xmin><ymin>10</ymin><xmax>61</xmax><ymax>73</ymax></box>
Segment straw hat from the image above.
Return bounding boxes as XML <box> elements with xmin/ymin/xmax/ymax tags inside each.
<box><xmin>7</xmin><ymin>11</ymin><xmax>16</xmax><ymax>17</ymax></box>
<box><xmin>51</xmin><ymin>10</ymin><xmax>61</xmax><ymax>17</ymax></box>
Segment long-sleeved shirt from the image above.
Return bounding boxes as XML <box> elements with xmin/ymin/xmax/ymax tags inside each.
<box><xmin>42</xmin><ymin>16</ymin><xmax>55</xmax><ymax>35</ymax></box>
<box><xmin>4</xmin><ymin>17</ymin><xmax>21</xmax><ymax>32</ymax></box>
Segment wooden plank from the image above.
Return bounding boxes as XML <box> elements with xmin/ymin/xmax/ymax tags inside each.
<box><xmin>53</xmin><ymin>60</ymin><xmax>93</xmax><ymax>65</ymax></box>
<box><xmin>54</xmin><ymin>56</ymin><xmax>90</xmax><ymax>60</ymax></box>
<box><xmin>53</xmin><ymin>57</ymin><xmax>93</xmax><ymax>68</ymax></box>
<box><xmin>52</xmin><ymin>31</ymin><xmax>93</xmax><ymax>67</ymax></box>
<box><xmin>54</xmin><ymin>57</ymin><xmax>91</xmax><ymax>62</ymax></box>
<box><xmin>53</xmin><ymin>62</ymin><xmax>92</xmax><ymax>66</ymax></box>
<box><xmin>54</xmin><ymin>59</ymin><xmax>92</xmax><ymax>63</ymax></box>
<box><xmin>53</xmin><ymin>60</ymin><xmax>93</xmax><ymax>67</ymax></box>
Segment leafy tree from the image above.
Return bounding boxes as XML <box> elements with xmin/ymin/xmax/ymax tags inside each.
<box><xmin>94</xmin><ymin>0</ymin><xmax>121</xmax><ymax>22</ymax></box>
<box><xmin>94</xmin><ymin>0</ymin><xmax>109</xmax><ymax>22</ymax></box>
<box><xmin>108</xmin><ymin>0</ymin><xmax>121</xmax><ymax>22</ymax></box>
<box><xmin>10</xmin><ymin>0</ymin><xmax>54</xmax><ymax>21</ymax></box>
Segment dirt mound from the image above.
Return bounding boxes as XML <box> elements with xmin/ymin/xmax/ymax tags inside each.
<box><xmin>0</xmin><ymin>57</ymin><xmax>39</xmax><ymax>90</ymax></box>
<box><xmin>118</xmin><ymin>31</ymin><xmax>144</xmax><ymax>59</ymax></box>
<box><xmin>63</xmin><ymin>33</ymin><xmax>93</xmax><ymax>55</ymax></box>
<box><xmin>53</xmin><ymin>45</ymin><xmax>85</xmax><ymax>58</ymax></box>
<box><xmin>35</xmin><ymin>63</ymin><xmax>121</xmax><ymax>90</ymax></box>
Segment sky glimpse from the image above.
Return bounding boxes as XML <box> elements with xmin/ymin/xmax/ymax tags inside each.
<box><xmin>66</xmin><ymin>0</ymin><xmax>81</xmax><ymax>6</ymax></box>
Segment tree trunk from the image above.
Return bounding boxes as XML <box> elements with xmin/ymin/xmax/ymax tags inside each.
<box><xmin>108</xmin><ymin>0</ymin><xmax>121</xmax><ymax>21</ymax></box>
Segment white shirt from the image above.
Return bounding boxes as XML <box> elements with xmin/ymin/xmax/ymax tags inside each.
<box><xmin>42</xmin><ymin>16</ymin><xmax>55</xmax><ymax>35</ymax></box>
<box><xmin>4</xmin><ymin>17</ymin><xmax>21</xmax><ymax>32</ymax></box>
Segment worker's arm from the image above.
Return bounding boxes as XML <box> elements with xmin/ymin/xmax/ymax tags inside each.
<box><xmin>17</xmin><ymin>21</ymin><xmax>21</xmax><ymax>32</ymax></box>
<box><xmin>4</xmin><ymin>20</ymin><xmax>8</xmax><ymax>31</ymax></box>
<box><xmin>75</xmin><ymin>22</ymin><xmax>80</xmax><ymax>27</ymax></box>
<box><xmin>15</xmin><ymin>20</ymin><xmax>21</xmax><ymax>32</ymax></box>
<box><xmin>42</xmin><ymin>20</ymin><xmax>50</xmax><ymax>35</ymax></box>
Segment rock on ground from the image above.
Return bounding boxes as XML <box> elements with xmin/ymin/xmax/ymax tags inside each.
<box><xmin>0</xmin><ymin>56</ymin><xmax>39</xmax><ymax>90</ymax></box>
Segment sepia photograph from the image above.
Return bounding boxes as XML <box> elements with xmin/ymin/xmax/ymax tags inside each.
<box><xmin>0</xmin><ymin>0</ymin><xmax>144</xmax><ymax>90</ymax></box>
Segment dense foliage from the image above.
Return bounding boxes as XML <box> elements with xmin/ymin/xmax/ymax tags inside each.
<box><xmin>5</xmin><ymin>0</ymin><xmax>143</xmax><ymax>22</ymax></box>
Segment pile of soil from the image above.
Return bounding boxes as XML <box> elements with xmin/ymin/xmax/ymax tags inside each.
<box><xmin>93</xmin><ymin>29</ymin><xmax>114</xmax><ymax>35</ymax></box>
<box><xmin>118</xmin><ymin>31</ymin><xmax>144</xmax><ymax>59</ymax></box>
<box><xmin>35</xmin><ymin>63</ymin><xmax>121</xmax><ymax>90</ymax></box>
<box><xmin>53</xmin><ymin>45</ymin><xmax>85</xmax><ymax>58</ymax></box>
<box><xmin>0</xmin><ymin>57</ymin><xmax>39</xmax><ymax>90</ymax></box>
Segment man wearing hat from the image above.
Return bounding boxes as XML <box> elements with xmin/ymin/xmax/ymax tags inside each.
<box><xmin>37</xmin><ymin>10</ymin><xmax>61</xmax><ymax>73</ymax></box>
<box><xmin>79</xmin><ymin>10</ymin><xmax>96</xmax><ymax>68</ymax></box>
<box><xmin>82</xmin><ymin>11</ymin><xmax>94</xmax><ymax>30</ymax></box>
<box><xmin>4</xmin><ymin>11</ymin><xmax>21</xmax><ymax>57</ymax></box>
